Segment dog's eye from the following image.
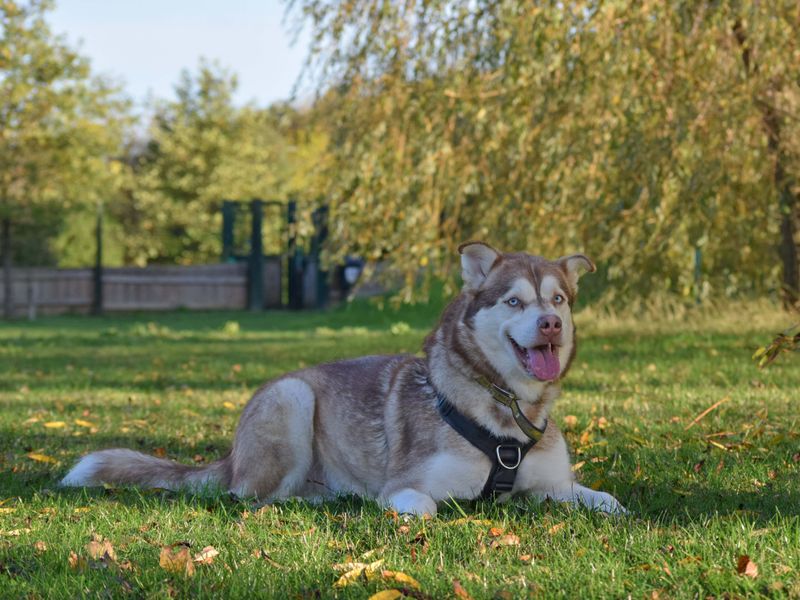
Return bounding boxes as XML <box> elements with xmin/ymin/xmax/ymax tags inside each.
<box><xmin>553</xmin><ymin>294</ymin><xmax>564</xmax><ymax>305</ymax></box>
<box><xmin>506</xmin><ymin>297</ymin><xmax>521</xmax><ymax>307</ymax></box>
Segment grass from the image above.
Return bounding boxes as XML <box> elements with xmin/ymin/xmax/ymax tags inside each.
<box><xmin>1</xmin><ymin>299</ymin><xmax>799</xmax><ymax>598</ymax></box>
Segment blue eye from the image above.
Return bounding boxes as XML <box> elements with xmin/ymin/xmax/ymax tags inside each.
<box><xmin>554</xmin><ymin>294</ymin><xmax>564</xmax><ymax>304</ymax></box>
<box><xmin>507</xmin><ymin>297</ymin><xmax>520</xmax><ymax>307</ymax></box>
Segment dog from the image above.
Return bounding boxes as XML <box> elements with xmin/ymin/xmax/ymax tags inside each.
<box><xmin>61</xmin><ymin>241</ymin><xmax>626</xmax><ymax>516</ymax></box>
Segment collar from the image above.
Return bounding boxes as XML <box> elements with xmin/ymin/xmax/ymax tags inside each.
<box><xmin>475</xmin><ymin>375</ymin><xmax>547</xmax><ymax>442</ymax></box>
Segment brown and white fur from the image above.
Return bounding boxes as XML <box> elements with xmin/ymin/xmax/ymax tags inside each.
<box><xmin>61</xmin><ymin>242</ymin><xmax>625</xmax><ymax>516</ymax></box>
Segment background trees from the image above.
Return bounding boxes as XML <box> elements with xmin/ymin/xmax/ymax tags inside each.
<box><xmin>291</xmin><ymin>0</ymin><xmax>800</xmax><ymax>304</ymax></box>
<box><xmin>0</xmin><ymin>0</ymin><xmax>129</xmax><ymax>317</ymax></box>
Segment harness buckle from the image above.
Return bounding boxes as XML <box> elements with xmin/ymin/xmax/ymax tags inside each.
<box><xmin>495</xmin><ymin>445</ymin><xmax>522</xmax><ymax>470</ymax></box>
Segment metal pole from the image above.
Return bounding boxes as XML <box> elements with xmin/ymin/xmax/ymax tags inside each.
<box><xmin>221</xmin><ymin>200</ymin><xmax>235</xmax><ymax>262</ymax></box>
<box><xmin>248</xmin><ymin>199</ymin><xmax>264</xmax><ymax>311</ymax></box>
<box><xmin>92</xmin><ymin>202</ymin><xmax>103</xmax><ymax>315</ymax></box>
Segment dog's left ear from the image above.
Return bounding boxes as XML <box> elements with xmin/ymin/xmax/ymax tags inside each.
<box><xmin>558</xmin><ymin>254</ymin><xmax>596</xmax><ymax>290</ymax></box>
<box><xmin>458</xmin><ymin>241</ymin><xmax>501</xmax><ymax>290</ymax></box>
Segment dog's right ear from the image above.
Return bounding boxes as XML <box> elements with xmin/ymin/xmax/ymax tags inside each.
<box><xmin>458</xmin><ymin>241</ymin><xmax>501</xmax><ymax>290</ymax></box>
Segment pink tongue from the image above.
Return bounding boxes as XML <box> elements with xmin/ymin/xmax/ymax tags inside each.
<box><xmin>528</xmin><ymin>346</ymin><xmax>560</xmax><ymax>381</ymax></box>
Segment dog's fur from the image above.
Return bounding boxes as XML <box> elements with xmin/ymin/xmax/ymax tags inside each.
<box><xmin>62</xmin><ymin>242</ymin><xmax>625</xmax><ymax>516</ymax></box>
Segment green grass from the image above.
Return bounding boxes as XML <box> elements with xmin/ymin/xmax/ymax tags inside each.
<box><xmin>1</xmin><ymin>301</ymin><xmax>799</xmax><ymax>598</ymax></box>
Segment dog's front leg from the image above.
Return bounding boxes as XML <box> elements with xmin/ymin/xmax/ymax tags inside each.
<box><xmin>537</xmin><ymin>483</ymin><xmax>627</xmax><ymax>515</ymax></box>
<box><xmin>382</xmin><ymin>487</ymin><xmax>437</xmax><ymax>517</ymax></box>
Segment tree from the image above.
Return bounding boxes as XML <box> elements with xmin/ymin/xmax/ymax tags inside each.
<box><xmin>290</xmin><ymin>0</ymin><xmax>800</xmax><ymax>304</ymax></box>
<box><xmin>0</xmin><ymin>0</ymin><xmax>129</xmax><ymax>317</ymax></box>
<box><xmin>122</xmin><ymin>62</ymin><xmax>328</xmax><ymax>265</ymax></box>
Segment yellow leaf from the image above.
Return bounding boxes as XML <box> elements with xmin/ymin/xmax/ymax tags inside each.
<box><xmin>563</xmin><ymin>415</ymin><xmax>578</xmax><ymax>429</ymax></box>
<box><xmin>381</xmin><ymin>569</ymin><xmax>421</xmax><ymax>589</ymax></box>
<box><xmin>27</xmin><ymin>452</ymin><xmax>59</xmax><ymax>464</ymax></box>
<box><xmin>223</xmin><ymin>401</ymin><xmax>236</xmax><ymax>410</ymax></box>
<box><xmin>0</xmin><ymin>508</ymin><xmax>15</xmax><ymax>514</ymax></box>
<box><xmin>446</xmin><ymin>517</ymin><xmax>493</xmax><ymax>526</ymax></box>
<box><xmin>43</xmin><ymin>421</ymin><xmax>66</xmax><ymax>429</ymax></box>
<box><xmin>159</xmin><ymin>545</ymin><xmax>195</xmax><ymax>577</ymax></box>
<box><xmin>369</xmin><ymin>592</ymin><xmax>403</xmax><ymax>600</ymax></box>
<box><xmin>547</xmin><ymin>522</ymin><xmax>566</xmax><ymax>535</ymax></box>
<box><xmin>85</xmin><ymin>538</ymin><xmax>116</xmax><ymax>561</ymax></box>
<box><xmin>193</xmin><ymin>545</ymin><xmax>219</xmax><ymax>564</ymax></box>
<box><xmin>74</xmin><ymin>419</ymin><xmax>96</xmax><ymax>428</ymax></box>
<box><xmin>333</xmin><ymin>559</ymin><xmax>383</xmax><ymax>588</ymax></box>
<box><xmin>571</xmin><ymin>461</ymin><xmax>586</xmax><ymax>472</ymax></box>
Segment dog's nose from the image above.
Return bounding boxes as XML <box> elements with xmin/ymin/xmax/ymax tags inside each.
<box><xmin>537</xmin><ymin>315</ymin><xmax>562</xmax><ymax>338</ymax></box>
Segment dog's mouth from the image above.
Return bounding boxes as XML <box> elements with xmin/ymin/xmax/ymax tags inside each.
<box><xmin>508</xmin><ymin>336</ymin><xmax>560</xmax><ymax>381</ymax></box>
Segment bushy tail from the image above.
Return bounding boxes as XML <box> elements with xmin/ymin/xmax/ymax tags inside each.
<box><xmin>60</xmin><ymin>449</ymin><xmax>231</xmax><ymax>493</ymax></box>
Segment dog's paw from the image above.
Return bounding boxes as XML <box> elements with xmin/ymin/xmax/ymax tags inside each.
<box><xmin>386</xmin><ymin>488</ymin><xmax>437</xmax><ymax>518</ymax></box>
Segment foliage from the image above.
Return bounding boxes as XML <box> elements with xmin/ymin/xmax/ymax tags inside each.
<box><xmin>291</xmin><ymin>0</ymin><xmax>800</xmax><ymax>302</ymax></box>
<box><xmin>753</xmin><ymin>323</ymin><xmax>800</xmax><ymax>368</ymax></box>
<box><xmin>0</xmin><ymin>304</ymin><xmax>799</xmax><ymax>596</ymax></box>
<box><xmin>118</xmin><ymin>62</ymin><xmax>329</xmax><ymax>265</ymax></box>
<box><xmin>0</xmin><ymin>0</ymin><xmax>130</xmax><ymax>217</ymax></box>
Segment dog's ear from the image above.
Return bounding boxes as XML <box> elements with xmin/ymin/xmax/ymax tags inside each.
<box><xmin>458</xmin><ymin>241</ymin><xmax>501</xmax><ymax>290</ymax></box>
<box><xmin>558</xmin><ymin>254</ymin><xmax>596</xmax><ymax>290</ymax></box>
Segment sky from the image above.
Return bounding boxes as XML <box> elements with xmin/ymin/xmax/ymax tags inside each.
<box><xmin>49</xmin><ymin>0</ymin><xmax>311</xmax><ymax>112</ymax></box>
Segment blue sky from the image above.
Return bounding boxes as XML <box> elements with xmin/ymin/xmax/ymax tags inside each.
<box><xmin>49</xmin><ymin>0</ymin><xmax>311</xmax><ymax>111</ymax></box>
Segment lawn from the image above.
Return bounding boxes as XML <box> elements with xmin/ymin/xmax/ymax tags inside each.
<box><xmin>0</xmin><ymin>300</ymin><xmax>798</xmax><ymax>598</ymax></box>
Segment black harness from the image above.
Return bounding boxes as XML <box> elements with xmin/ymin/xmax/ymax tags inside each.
<box><xmin>435</xmin><ymin>378</ymin><xmax>547</xmax><ymax>499</ymax></box>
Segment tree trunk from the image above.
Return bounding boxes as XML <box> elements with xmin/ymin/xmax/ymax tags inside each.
<box><xmin>734</xmin><ymin>21</ymin><xmax>800</xmax><ymax>308</ymax></box>
<box><xmin>2</xmin><ymin>218</ymin><xmax>12</xmax><ymax>320</ymax></box>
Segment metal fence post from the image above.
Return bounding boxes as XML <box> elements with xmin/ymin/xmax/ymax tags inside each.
<box><xmin>92</xmin><ymin>203</ymin><xmax>103</xmax><ymax>315</ymax></box>
<box><xmin>248</xmin><ymin>199</ymin><xmax>264</xmax><ymax>311</ymax></box>
<box><xmin>221</xmin><ymin>200</ymin><xmax>235</xmax><ymax>262</ymax></box>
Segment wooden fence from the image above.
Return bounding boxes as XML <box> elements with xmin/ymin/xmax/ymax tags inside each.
<box><xmin>0</xmin><ymin>261</ymin><xmax>282</xmax><ymax>318</ymax></box>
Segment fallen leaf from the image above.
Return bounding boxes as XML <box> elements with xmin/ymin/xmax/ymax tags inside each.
<box><xmin>27</xmin><ymin>452</ymin><xmax>59</xmax><ymax>464</ymax></box>
<box><xmin>333</xmin><ymin>559</ymin><xmax>384</xmax><ymax>588</ymax></box>
<box><xmin>381</xmin><ymin>570</ymin><xmax>420</xmax><ymax>589</ymax></box>
<box><xmin>737</xmin><ymin>555</ymin><xmax>758</xmax><ymax>578</ymax></box>
<box><xmin>74</xmin><ymin>419</ymin><xmax>95</xmax><ymax>428</ymax></box>
<box><xmin>222</xmin><ymin>401</ymin><xmax>236</xmax><ymax>410</ymax></box>
<box><xmin>547</xmin><ymin>522</ymin><xmax>566</xmax><ymax>535</ymax></box>
<box><xmin>368</xmin><ymin>592</ymin><xmax>403</xmax><ymax>600</ymax></box>
<box><xmin>571</xmin><ymin>461</ymin><xmax>586</xmax><ymax>472</ymax></box>
<box><xmin>252</xmin><ymin>549</ymin><xmax>286</xmax><ymax>569</ymax></box>
<box><xmin>453</xmin><ymin>579</ymin><xmax>474</xmax><ymax>600</ymax></box>
<box><xmin>519</xmin><ymin>554</ymin><xmax>532</xmax><ymax>563</ymax></box>
<box><xmin>488</xmin><ymin>527</ymin><xmax>504</xmax><ymax>538</ymax></box>
<box><xmin>193</xmin><ymin>545</ymin><xmax>219</xmax><ymax>564</ymax></box>
<box><xmin>43</xmin><ymin>421</ymin><xmax>66</xmax><ymax>429</ymax></box>
<box><xmin>153</xmin><ymin>447</ymin><xmax>166</xmax><ymax>458</ymax></box>
<box><xmin>0</xmin><ymin>508</ymin><xmax>14</xmax><ymax>514</ymax></box>
<box><xmin>792</xmin><ymin>453</ymin><xmax>800</xmax><ymax>463</ymax></box>
<box><xmin>446</xmin><ymin>517</ymin><xmax>493</xmax><ymax>526</ymax></box>
<box><xmin>563</xmin><ymin>415</ymin><xmax>578</xmax><ymax>429</ymax></box>
<box><xmin>34</xmin><ymin>541</ymin><xmax>48</xmax><ymax>553</ymax></box>
<box><xmin>68</xmin><ymin>551</ymin><xmax>87</xmax><ymax>571</ymax></box>
<box><xmin>491</xmin><ymin>534</ymin><xmax>520</xmax><ymax>548</ymax></box>
<box><xmin>86</xmin><ymin>538</ymin><xmax>117</xmax><ymax>561</ymax></box>
<box><xmin>2</xmin><ymin>529</ymin><xmax>31</xmax><ymax>536</ymax></box>
<box><xmin>159</xmin><ymin>545</ymin><xmax>195</xmax><ymax>577</ymax></box>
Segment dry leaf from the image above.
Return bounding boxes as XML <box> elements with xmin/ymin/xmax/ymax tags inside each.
<box><xmin>86</xmin><ymin>538</ymin><xmax>117</xmax><ymax>561</ymax></box>
<box><xmin>222</xmin><ymin>401</ymin><xmax>236</xmax><ymax>410</ymax></box>
<box><xmin>68</xmin><ymin>551</ymin><xmax>88</xmax><ymax>571</ymax></box>
<box><xmin>547</xmin><ymin>522</ymin><xmax>566</xmax><ymax>535</ymax></box>
<box><xmin>153</xmin><ymin>447</ymin><xmax>167</xmax><ymax>458</ymax></box>
<box><xmin>736</xmin><ymin>555</ymin><xmax>758</xmax><ymax>578</ymax></box>
<box><xmin>488</xmin><ymin>527</ymin><xmax>504</xmax><ymax>538</ymax></box>
<box><xmin>74</xmin><ymin>419</ymin><xmax>95</xmax><ymax>428</ymax></box>
<box><xmin>333</xmin><ymin>559</ymin><xmax>384</xmax><ymax>588</ymax></box>
<box><xmin>368</xmin><ymin>592</ymin><xmax>403</xmax><ymax>600</ymax></box>
<box><xmin>27</xmin><ymin>452</ymin><xmax>59</xmax><ymax>464</ymax></box>
<box><xmin>491</xmin><ymin>534</ymin><xmax>520</xmax><ymax>548</ymax></box>
<box><xmin>446</xmin><ymin>518</ymin><xmax>493</xmax><ymax>526</ymax></box>
<box><xmin>563</xmin><ymin>415</ymin><xmax>578</xmax><ymax>429</ymax></box>
<box><xmin>193</xmin><ymin>545</ymin><xmax>219</xmax><ymax>564</ymax></box>
<box><xmin>43</xmin><ymin>421</ymin><xmax>66</xmax><ymax>429</ymax></box>
<box><xmin>34</xmin><ymin>541</ymin><xmax>48</xmax><ymax>553</ymax></box>
<box><xmin>571</xmin><ymin>461</ymin><xmax>586</xmax><ymax>472</ymax></box>
<box><xmin>381</xmin><ymin>570</ymin><xmax>420</xmax><ymax>589</ymax></box>
<box><xmin>453</xmin><ymin>579</ymin><xmax>474</xmax><ymax>600</ymax></box>
<box><xmin>159</xmin><ymin>545</ymin><xmax>195</xmax><ymax>577</ymax></box>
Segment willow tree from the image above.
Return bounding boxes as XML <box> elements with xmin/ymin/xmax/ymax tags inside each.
<box><xmin>290</xmin><ymin>0</ymin><xmax>799</xmax><ymax>304</ymax></box>
<box><xmin>0</xmin><ymin>0</ymin><xmax>129</xmax><ymax>317</ymax></box>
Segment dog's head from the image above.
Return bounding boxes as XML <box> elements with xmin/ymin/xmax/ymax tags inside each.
<box><xmin>457</xmin><ymin>241</ymin><xmax>595</xmax><ymax>390</ymax></box>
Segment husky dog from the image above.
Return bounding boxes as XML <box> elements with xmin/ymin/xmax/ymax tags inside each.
<box><xmin>62</xmin><ymin>242</ymin><xmax>625</xmax><ymax>516</ymax></box>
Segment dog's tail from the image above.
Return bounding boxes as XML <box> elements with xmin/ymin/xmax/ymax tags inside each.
<box><xmin>60</xmin><ymin>449</ymin><xmax>231</xmax><ymax>493</ymax></box>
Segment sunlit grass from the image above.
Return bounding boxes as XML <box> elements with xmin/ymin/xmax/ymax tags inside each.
<box><xmin>1</xmin><ymin>300</ymin><xmax>798</xmax><ymax>598</ymax></box>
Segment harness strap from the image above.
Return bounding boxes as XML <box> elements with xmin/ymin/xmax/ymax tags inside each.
<box><xmin>436</xmin><ymin>394</ymin><xmax>545</xmax><ymax>499</ymax></box>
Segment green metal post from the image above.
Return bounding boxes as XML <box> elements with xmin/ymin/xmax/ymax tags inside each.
<box><xmin>248</xmin><ymin>199</ymin><xmax>264</xmax><ymax>311</ymax></box>
<box><xmin>92</xmin><ymin>203</ymin><xmax>103</xmax><ymax>315</ymax></box>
